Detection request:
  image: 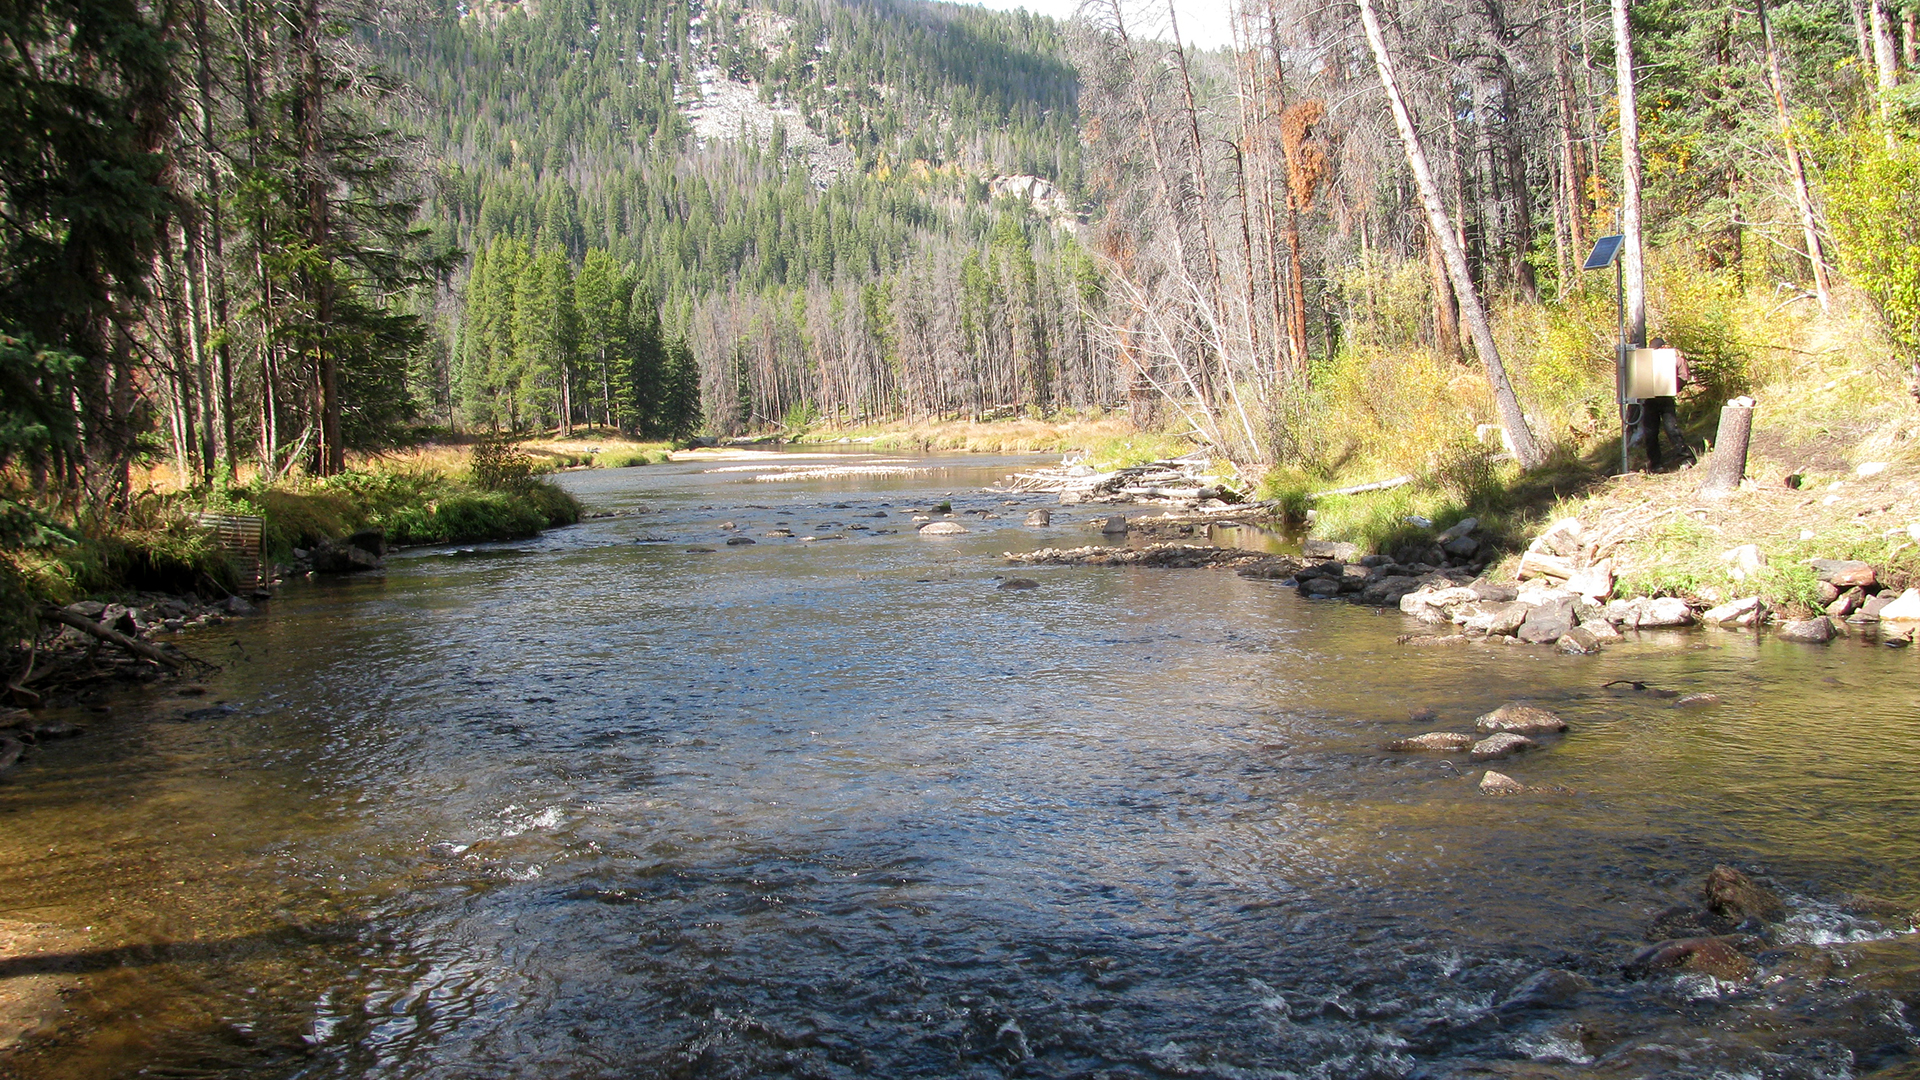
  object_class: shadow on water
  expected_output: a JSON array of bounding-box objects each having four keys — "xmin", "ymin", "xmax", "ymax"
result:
[{"xmin": 1, "ymin": 451, "xmax": 1918, "ymax": 1079}]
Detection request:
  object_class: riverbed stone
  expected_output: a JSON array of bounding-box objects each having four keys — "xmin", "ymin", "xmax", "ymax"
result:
[
  {"xmin": 1517, "ymin": 598, "xmax": 1577, "ymax": 643},
  {"xmin": 1646, "ymin": 904, "xmax": 1737, "ymax": 941},
  {"xmin": 1474, "ymin": 703, "xmax": 1568, "ymax": 735},
  {"xmin": 764, "ymin": 528, "xmax": 793, "ymax": 537},
  {"xmin": 1387, "ymin": 731, "xmax": 1476, "ymax": 752},
  {"xmin": 1099, "ymin": 515, "xmax": 1128, "ymax": 534},
  {"xmin": 1640, "ymin": 597, "xmax": 1694, "ymax": 627},
  {"xmin": 1704, "ymin": 864, "xmax": 1784, "ymax": 923},
  {"xmin": 1301, "ymin": 575, "xmax": 1344, "ymax": 597},
  {"xmin": 64, "ymin": 600, "xmax": 107, "ymax": 619},
  {"xmin": 1459, "ymin": 601, "xmax": 1530, "ymax": 635},
  {"xmin": 998, "ymin": 578, "xmax": 1039, "ymax": 591},
  {"xmin": 1400, "ymin": 585, "xmax": 1478, "ymax": 623},
  {"xmin": 1467, "ymin": 578, "xmax": 1519, "ymax": 603},
  {"xmin": 1496, "ymin": 968, "xmax": 1594, "ymax": 1013},
  {"xmin": 1826, "ymin": 586, "xmax": 1865, "ymax": 618},
  {"xmin": 1480, "ymin": 770, "xmax": 1526, "ymax": 795},
  {"xmin": 1702, "ymin": 596, "xmax": 1762, "ymax": 627},
  {"xmin": 1555, "ymin": 627, "xmax": 1602, "ymax": 654},
  {"xmin": 1876, "ymin": 589, "xmax": 1920, "ymax": 621},
  {"xmin": 725, "ymin": 536, "xmax": 757, "ymax": 545},
  {"xmin": 1776, "ymin": 617, "xmax": 1834, "ymax": 644},
  {"xmin": 1581, "ymin": 618, "xmax": 1623, "ymax": 642},
  {"xmin": 1470, "ymin": 732, "xmax": 1539, "ymax": 760},
  {"xmin": 1674, "ymin": 693, "xmax": 1722, "ymax": 708},
  {"xmin": 918, "ymin": 521, "xmax": 970, "ymax": 536},
  {"xmin": 1024, "ymin": 509, "xmax": 1051, "ymax": 526},
  {"xmin": 1442, "ymin": 534, "xmax": 1480, "ymax": 559},
  {"xmin": 1625, "ymin": 936, "xmax": 1758, "ymax": 981}
]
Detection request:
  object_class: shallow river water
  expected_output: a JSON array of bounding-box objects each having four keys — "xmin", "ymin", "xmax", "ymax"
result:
[{"xmin": 3, "ymin": 451, "xmax": 1920, "ymax": 1080}]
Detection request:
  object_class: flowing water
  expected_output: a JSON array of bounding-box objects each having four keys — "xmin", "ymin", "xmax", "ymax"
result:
[{"xmin": 3, "ymin": 450, "xmax": 1919, "ymax": 1080}]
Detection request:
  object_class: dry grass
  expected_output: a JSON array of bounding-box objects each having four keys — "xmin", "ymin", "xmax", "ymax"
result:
[{"xmin": 796, "ymin": 415, "xmax": 1141, "ymax": 455}]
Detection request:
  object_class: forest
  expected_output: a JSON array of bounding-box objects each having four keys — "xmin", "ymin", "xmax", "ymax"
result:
[{"xmin": 2, "ymin": 0, "xmax": 1918, "ymax": 503}]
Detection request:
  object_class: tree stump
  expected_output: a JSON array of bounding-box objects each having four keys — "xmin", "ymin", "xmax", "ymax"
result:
[{"xmin": 1698, "ymin": 399, "xmax": 1754, "ymax": 497}]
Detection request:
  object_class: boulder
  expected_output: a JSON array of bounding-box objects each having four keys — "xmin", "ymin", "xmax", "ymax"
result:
[
  {"xmin": 311, "ymin": 538, "xmax": 382, "ymax": 573},
  {"xmin": 1436, "ymin": 516, "xmax": 1480, "ymax": 543},
  {"xmin": 1441, "ymin": 534, "xmax": 1480, "ymax": 559},
  {"xmin": 1564, "ymin": 560, "xmax": 1615, "ymax": 600},
  {"xmin": 1723, "ymin": 543, "xmax": 1768, "ymax": 580},
  {"xmin": 1474, "ymin": 703, "xmax": 1569, "ymax": 735},
  {"xmin": 1099, "ymin": 515, "xmax": 1128, "ymax": 534},
  {"xmin": 1555, "ymin": 627, "xmax": 1602, "ymax": 654},
  {"xmin": 1302, "ymin": 539, "xmax": 1361, "ymax": 562},
  {"xmin": 1624, "ymin": 936, "xmax": 1757, "ymax": 981},
  {"xmin": 1640, "ymin": 597, "xmax": 1694, "ymax": 627},
  {"xmin": 1480, "ymin": 770, "xmax": 1526, "ymax": 796},
  {"xmin": 1645, "ymin": 905, "xmax": 1736, "ymax": 941},
  {"xmin": 1704, "ymin": 864, "xmax": 1783, "ymax": 923},
  {"xmin": 918, "ymin": 521, "xmax": 970, "ymax": 536},
  {"xmin": 1877, "ymin": 588, "xmax": 1920, "ymax": 622},
  {"xmin": 1467, "ymin": 578, "xmax": 1519, "ymax": 603},
  {"xmin": 1826, "ymin": 586, "xmax": 1865, "ymax": 618},
  {"xmin": 65, "ymin": 600, "xmax": 107, "ymax": 619},
  {"xmin": 1702, "ymin": 596, "xmax": 1763, "ymax": 627},
  {"xmin": 1536, "ymin": 517, "xmax": 1586, "ymax": 557},
  {"xmin": 1459, "ymin": 601, "xmax": 1530, "ymax": 636},
  {"xmin": 1024, "ymin": 509, "xmax": 1051, "ymax": 527},
  {"xmin": 1399, "ymin": 585, "xmax": 1478, "ymax": 623},
  {"xmin": 1581, "ymin": 618, "xmax": 1624, "ymax": 642},
  {"xmin": 1301, "ymin": 575, "xmax": 1344, "ymax": 597},
  {"xmin": 1470, "ymin": 732, "xmax": 1539, "ymax": 760},
  {"xmin": 1776, "ymin": 617, "xmax": 1833, "ymax": 644},
  {"xmin": 998, "ymin": 578, "xmax": 1039, "ymax": 591},
  {"xmin": 1517, "ymin": 598, "xmax": 1577, "ymax": 644},
  {"xmin": 222, "ymin": 595, "xmax": 257, "ymax": 616},
  {"xmin": 1817, "ymin": 580, "xmax": 1843, "ymax": 605},
  {"xmin": 725, "ymin": 536, "xmax": 757, "ymax": 545},
  {"xmin": 1496, "ymin": 969, "xmax": 1593, "ymax": 1013},
  {"xmin": 1387, "ymin": 731, "xmax": 1476, "ymax": 752},
  {"xmin": 1810, "ymin": 559, "xmax": 1877, "ymax": 589}
]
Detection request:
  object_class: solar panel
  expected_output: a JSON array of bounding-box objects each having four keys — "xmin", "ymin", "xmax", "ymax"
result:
[{"xmin": 1582, "ymin": 234, "xmax": 1625, "ymax": 271}]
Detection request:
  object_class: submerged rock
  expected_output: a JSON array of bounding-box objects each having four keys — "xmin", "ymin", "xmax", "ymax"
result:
[
  {"xmin": 998, "ymin": 578, "xmax": 1039, "ymax": 591},
  {"xmin": 1776, "ymin": 617, "xmax": 1833, "ymax": 644},
  {"xmin": 1470, "ymin": 732, "xmax": 1539, "ymax": 760},
  {"xmin": 1555, "ymin": 627, "xmax": 1602, "ymax": 654},
  {"xmin": 1624, "ymin": 936, "xmax": 1758, "ymax": 982},
  {"xmin": 1704, "ymin": 864, "xmax": 1784, "ymax": 923},
  {"xmin": 1474, "ymin": 703, "xmax": 1569, "ymax": 735},
  {"xmin": 1386, "ymin": 731, "xmax": 1475, "ymax": 752},
  {"xmin": 1496, "ymin": 968, "xmax": 1594, "ymax": 1012}
]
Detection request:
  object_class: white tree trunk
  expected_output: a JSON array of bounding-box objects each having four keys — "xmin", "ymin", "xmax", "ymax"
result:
[{"xmin": 1613, "ymin": 0, "xmax": 1646, "ymax": 347}]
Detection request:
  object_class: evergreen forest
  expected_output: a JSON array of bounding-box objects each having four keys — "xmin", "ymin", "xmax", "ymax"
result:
[{"xmin": 3, "ymin": 0, "xmax": 1919, "ymax": 494}]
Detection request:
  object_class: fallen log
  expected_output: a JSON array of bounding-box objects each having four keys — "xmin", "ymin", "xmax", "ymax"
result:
[
  {"xmin": 1308, "ymin": 474, "xmax": 1417, "ymax": 500},
  {"xmin": 40, "ymin": 607, "xmax": 198, "ymax": 671}
]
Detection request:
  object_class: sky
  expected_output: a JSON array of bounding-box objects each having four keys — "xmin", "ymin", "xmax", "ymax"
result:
[{"xmin": 964, "ymin": 0, "xmax": 1238, "ymax": 51}]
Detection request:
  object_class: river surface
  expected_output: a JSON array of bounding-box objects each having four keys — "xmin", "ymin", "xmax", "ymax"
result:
[{"xmin": 3, "ymin": 450, "xmax": 1919, "ymax": 1079}]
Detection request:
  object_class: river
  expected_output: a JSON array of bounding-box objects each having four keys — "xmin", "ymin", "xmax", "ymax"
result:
[{"xmin": 2, "ymin": 450, "xmax": 1917, "ymax": 1079}]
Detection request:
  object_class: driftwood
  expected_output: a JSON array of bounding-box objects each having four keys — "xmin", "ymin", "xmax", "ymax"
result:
[
  {"xmin": 1308, "ymin": 474, "xmax": 1417, "ymax": 500},
  {"xmin": 39, "ymin": 607, "xmax": 200, "ymax": 671}
]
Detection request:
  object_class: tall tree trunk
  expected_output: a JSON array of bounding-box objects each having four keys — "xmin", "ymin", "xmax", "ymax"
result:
[
  {"xmin": 1870, "ymin": 0, "xmax": 1899, "ymax": 115},
  {"xmin": 1428, "ymin": 223, "xmax": 1461, "ymax": 360},
  {"xmin": 294, "ymin": 0, "xmax": 342, "ymax": 476},
  {"xmin": 1757, "ymin": 0, "xmax": 1832, "ymax": 310},
  {"xmin": 193, "ymin": 0, "xmax": 237, "ymax": 477},
  {"xmin": 1553, "ymin": 0, "xmax": 1587, "ymax": 287},
  {"xmin": 1613, "ymin": 0, "xmax": 1647, "ymax": 347},
  {"xmin": 1357, "ymin": 0, "xmax": 1545, "ymax": 469},
  {"xmin": 1849, "ymin": 0, "xmax": 1876, "ymax": 80}
]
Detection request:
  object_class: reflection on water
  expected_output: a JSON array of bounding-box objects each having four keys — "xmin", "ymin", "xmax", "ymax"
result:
[{"xmin": 1, "ymin": 451, "xmax": 1917, "ymax": 1079}]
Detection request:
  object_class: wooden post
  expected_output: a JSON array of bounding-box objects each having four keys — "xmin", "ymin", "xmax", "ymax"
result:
[{"xmin": 1699, "ymin": 399, "xmax": 1755, "ymax": 497}]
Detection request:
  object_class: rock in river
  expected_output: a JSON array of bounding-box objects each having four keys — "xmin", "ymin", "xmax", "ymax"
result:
[
  {"xmin": 1480, "ymin": 770, "xmax": 1527, "ymax": 796},
  {"xmin": 1624, "ymin": 936, "xmax": 1758, "ymax": 982},
  {"xmin": 1474, "ymin": 703, "xmax": 1568, "ymax": 735},
  {"xmin": 1776, "ymin": 617, "xmax": 1833, "ymax": 644},
  {"xmin": 998, "ymin": 578, "xmax": 1039, "ymax": 591},
  {"xmin": 1024, "ymin": 509, "xmax": 1051, "ymax": 527},
  {"xmin": 1386, "ymin": 732, "xmax": 1475, "ymax": 752},
  {"xmin": 1703, "ymin": 864, "xmax": 1783, "ymax": 923},
  {"xmin": 1470, "ymin": 732, "xmax": 1539, "ymax": 760},
  {"xmin": 918, "ymin": 521, "xmax": 970, "ymax": 536}
]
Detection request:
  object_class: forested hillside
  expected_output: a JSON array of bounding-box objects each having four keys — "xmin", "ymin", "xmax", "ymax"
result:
[{"xmin": 381, "ymin": 0, "xmax": 1113, "ymax": 436}]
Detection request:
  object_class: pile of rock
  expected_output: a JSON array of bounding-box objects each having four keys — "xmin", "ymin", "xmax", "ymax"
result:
[
  {"xmin": 996, "ymin": 453, "xmax": 1247, "ymax": 509},
  {"xmin": 1623, "ymin": 866, "xmax": 1788, "ymax": 983},
  {"xmin": 288, "ymin": 529, "xmax": 386, "ymax": 576},
  {"xmin": 1265, "ymin": 517, "xmax": 1494, "ymax": 606},
  {"xmin": 1386, "ymin": 702, "xmax": 1571, "ymax": 796},
  {"xmin": 1008, "ymin": 542, "xmax": 1294, "ymax": 571},
  {"xmin": 1395, "ymin": 576, "xmax": 1692, "ymax": 652},
  {"xmin": 1701, "ymin": 556, "xmax": 1920, "ymax": 642},
  {"xmin": 56, "ymin": 593, "xmax": 259, "ymax": 639}
]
